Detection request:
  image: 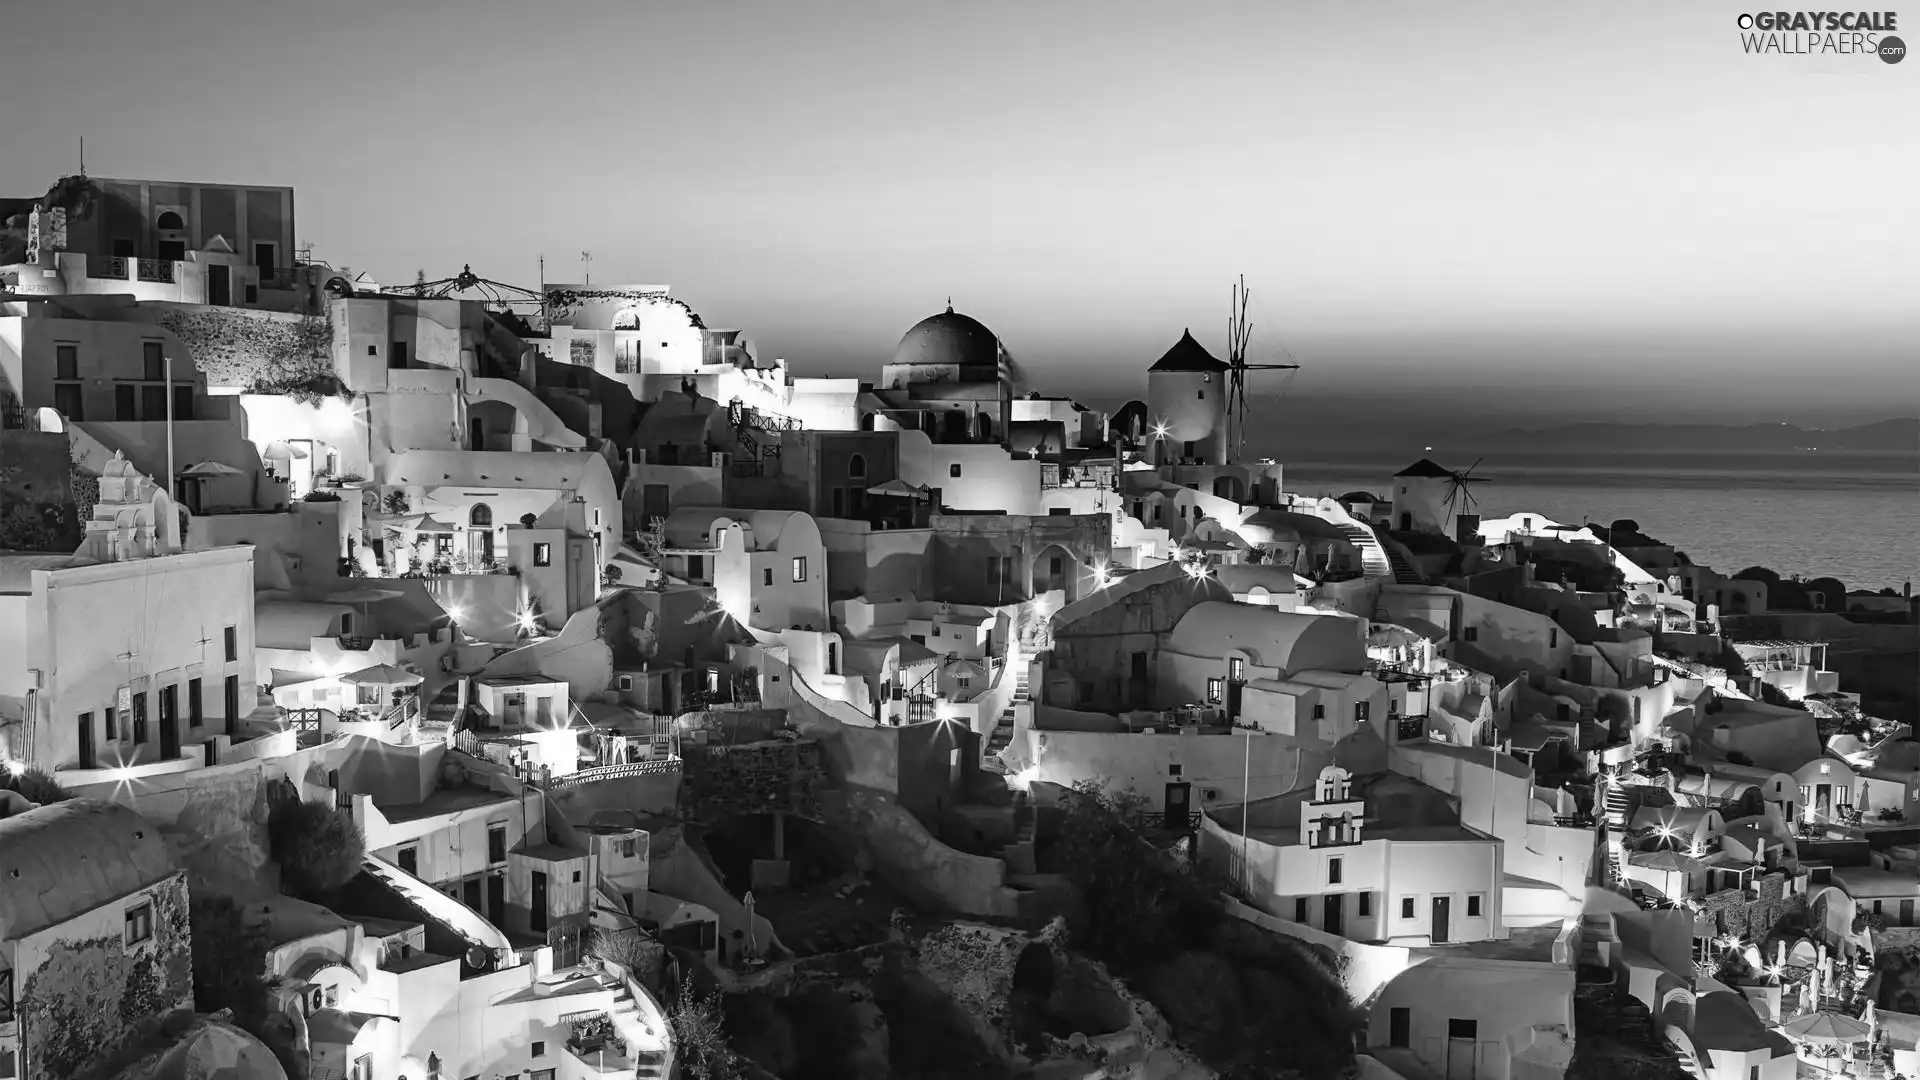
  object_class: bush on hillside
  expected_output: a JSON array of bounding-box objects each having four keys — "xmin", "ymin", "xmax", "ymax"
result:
[
  {"xmin": 0, "ymin": 766, "xmax": 73, "ymax": 806},
  {"xmin": 267, "ymin": 796, "xmax": 365, "ymax": 897},
  {"xmin": 1053, "ymin": 779, "xmax": 1215, "ymax": 971}
]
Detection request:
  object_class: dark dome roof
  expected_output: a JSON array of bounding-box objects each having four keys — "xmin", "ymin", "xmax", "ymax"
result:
[
  {"xmin": 1149, "ymin": 330, "xmax": 1229, "ymax": 373},
  {"xmin": 1395, "ymin": 458, "xmax": 1456, "ymax": 479},
  {"xmin": 892, "ymin": 306, "xmax": 1002, "ymax": 370}
]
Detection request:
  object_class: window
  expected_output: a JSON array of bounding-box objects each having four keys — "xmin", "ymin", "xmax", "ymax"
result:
[
  {"xmin": 125, "ymin": 902, "xmax": 154, "ymax": 945},
  {"xmin": 1294, "ymin": 897, "xmax": 1309, "ymax": 922},
  {"xmin": 1462, "ymin": 626, "xmax": 1478, "ymax": 642},
  {"xmin": 533, "ymin": 542, "xmax": 552, "ymax": 567},
  {"xmin": 105, "ymin": 706, "xmax": 118, "ymax": 740},
  {"xmin": 848, "ymin": 454, "xmax": 866, "ymax": 479},
  {"xmin": 1312, "ymin": 704, "xmax": 1326, "ymax": 720},
  {"xmin": 1328, "ymin": 857, "xmax": 1343, "ymax": 885},
  {"xmin": 367, "ymin": 344, "xmax": 379, "ymax": 356},
  {"xmin": 1400, "ymin": 897, "xmax": 1416, "ymax": 919},
  {"xmin": 1467, "ymin": 894, "xmax": 1483, "ymax": 917},
  {"xmin": 1196, "ymin": 390, "xmax": 1205, "ymax": 399},
  {"xmin": 531, "ymin": 1041, "xmax": 546, "ymax": 1058},
  {"xmin": 1358, "ymin": 892, "xmax": 1372, "ymax": 917},
  {"xmin": 133, "ymin": 691, "xmax": 148, "ymax": 744},
  {"xmin": 488, "ymin": 823, "xmax": 507, "ymax": 863},
  {"xmin": 174, "ymin": 384, "xmax": 194, "ymax": 421},
  {"xmin": 398, "ymin": 846, "xmax": 418, "ymax": 875},
  {"xmin": 1228, "ymin": 657, "xmax": 1245, "ymax": 682},
  {"xmin": 1389, "ymin": 1007, "xmax": 1410, "ymax": 1048},
  {"xmin": 116, "ymin": 383, "xmax": 137, "ymax": 421},
  {"xmin": 1747, "ymin": 1068, "xmax": 1759, "ymax": 1080},
  {"xmin": 763, "ymin": 567, "xmax": 773, "ymax": 587},
  {"xmin": 949, "ymin": 463, "xmax": 962, "ymax": 478},
  {"xmin": 1549, "ymin": 628, "xmax": 1558, "ymax": 648},
  {"xmin": 143, "ymin": 341, "xmax": 165, "ymax": 381},
  {"xmin": 1354, "ymin": 701, "xmax": 1370, "ymax": 723},
  {"xmin": 187, "ymin": 678, "xmax": 203, "ymax": 727},
  {"xmin": 56, "ymin": 343, "xmax": 79, "ymax": 380},
  {"xmin": 532, "ymin": 1072, "xmax": 555, "ymax": 1080},
  {"xmin": 224, "ymin": 626, "xmax": 237, "ymax": 662},
  {"xmin": 143, "ymin": 383, "xmax": 168, "ymax": 419},
  {"xmin": 1207, "ymin": 677, "xmax": 1223, "ymax": 703},
  {"xmin": 391, "ymin": 341, "xmax": 409, "ymax": 369},
  {"xmin": 351, "ymin": 1055, "xmax": 373, "ymax": 1080},
  {"xmin": 1168, "ymin": 764, "xmax": 1182, "ymax": 778},
  {"xmin": 617, "ymin": 675, "xmax": 634, "ymax": 691},
  {"xmin": 791, "ymin": 556, "xmax": 808, "ymax": 582},
  {"xmin": 1448, "ymin": 1019, "xmax": 1477, "ymax": 1040}
]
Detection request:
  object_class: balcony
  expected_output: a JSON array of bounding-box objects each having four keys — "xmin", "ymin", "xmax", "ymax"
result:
[
  {"xmin": 136, "ymin": 258, "xmax": 175, "ymax": 283},
  {"xmin": 88, "ymin": 255, "xmax": 129, "ymax": 279}
]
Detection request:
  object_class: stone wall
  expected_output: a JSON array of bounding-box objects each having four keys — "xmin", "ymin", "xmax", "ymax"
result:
[
  {"xmin": 682, "ymin": 738, "xmax": 828, "ymax": 822},
  {"xmin": 1699, "ymin": 872, "xmax": 1800, "ymax": 943},
  {"xmin": 148, "ymin": 305, "xmax": 335, "ymax": 395},
  {"xmin": 17, "ymin": 872, "xmax": 194, "ymax": 1080},
  {"xmin": 0, "ymin": 430, "xmax": 83, "ymax": 551}
]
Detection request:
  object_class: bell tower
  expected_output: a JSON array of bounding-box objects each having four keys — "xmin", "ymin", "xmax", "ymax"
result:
[{"xmin": 1300, "ymin": 765, "xmax": 1365, "ymax": 848}]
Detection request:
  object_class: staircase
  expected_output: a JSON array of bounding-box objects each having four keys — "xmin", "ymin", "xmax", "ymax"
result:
[
  {"xmin": 605, "ymin": 980, "xmax": 669, "ymax": 1078},
  {"xmin": 981, "ymin": 662, "xmax": 1033, "ymax": 773},
  {"xmin": 1331, "ymin": 521, "xmax": 1395, "ymax": 580},
  {"xmin": 1379, "ymin": 536, "xmax": 1425, "ymax": 585}
]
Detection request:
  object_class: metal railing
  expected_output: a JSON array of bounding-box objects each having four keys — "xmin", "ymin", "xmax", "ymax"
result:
[
  {"xmin": 136, "ymin": 258, "xmax": 174, "ymax": 283},
  {"xmin": 547, "ymin": 758, "xmax": 682, "ymax": 790},
  {"xmin": 89, "ymin": 255, "xmax": 129, "ymax": 279}
]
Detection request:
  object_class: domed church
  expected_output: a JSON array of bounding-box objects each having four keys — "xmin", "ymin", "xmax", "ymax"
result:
[{"xmin": 872, "ymin": 303, "xmax": 1019, "ymax": 444}]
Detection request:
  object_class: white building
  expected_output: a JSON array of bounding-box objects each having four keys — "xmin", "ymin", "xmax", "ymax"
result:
[
  {"xmin": 0, "ymin": 454, "xmax": 263, "ymax": 784},
  {"xmin": 658, "ymin": 507, "xmax": 829, "ymax": 632},
  {"xmin": 1203, "ymin": 766, "xmax": 1507, "ymax": 947}
]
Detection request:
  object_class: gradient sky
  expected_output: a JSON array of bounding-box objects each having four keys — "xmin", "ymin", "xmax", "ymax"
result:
[{"xmin": 2, "ymin": 0, "xmax": 1915, "ymax": 426}]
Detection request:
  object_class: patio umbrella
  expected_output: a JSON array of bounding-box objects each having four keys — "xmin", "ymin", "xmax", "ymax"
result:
[
  {"xmin": 180, "ymin": 460, "xmax": 246, "ymax": 477},
  {"xmin": 389, "ymin": 514, "xmax": 457, "ymax": 533},
  {"xmin": 338, "ymin": 663, "xmax": 424, "ymax": 688},
  {"xmin": 1781, "ymin": 1010, "xmax": 1871, "ymax": 1044},
  {"xmin": 261, "ymin": 441, "xmax": 309, "ymax": 460}
]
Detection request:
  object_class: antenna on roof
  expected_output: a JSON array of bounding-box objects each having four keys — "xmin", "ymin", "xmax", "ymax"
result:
[{"xmin": 79, "ymin": 136, "xmax": 86, "ymax": 177}]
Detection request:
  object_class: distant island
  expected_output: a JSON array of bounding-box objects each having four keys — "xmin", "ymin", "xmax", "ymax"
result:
[{"xmin": 1481, "ymin": 417, "xmax": 1918, "ymax": 454}]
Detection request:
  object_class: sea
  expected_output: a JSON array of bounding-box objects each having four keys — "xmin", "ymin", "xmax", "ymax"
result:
[{"xmin": 1272, "ymin": 452, "xmax": 1920, "ymax": 592}]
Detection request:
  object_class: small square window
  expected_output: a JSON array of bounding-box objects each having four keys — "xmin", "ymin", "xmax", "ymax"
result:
[
  {"xmin": 367, "ymin": 344, "xmax": 379, "ymax": 356},
  {"xmin": 791, "ymin": 556, "xmax": 807, "ymax": 582},
  {"xmin": 1168, "ymin": 764, "xmax": 1182, "ymax": 778},
  {"xmin": 1328, "ymin": 857, "xmax": 1343, "ymax": 885},
  {"xmin": 763, "ymin": 567, "xmax": 773, "ymax": 587},
  {"xmin": 1294, "ymin": 897, "xmax": 1309, "ymax": 922},
  {"xmin": 573, "ymin": 870, "xmax": 582, "ymax": 882},
  {"xmin": 949, "ymin": 464, "xmax": 962, "ymax": 478},
  {"xmin": 125, "ymin": 902, "xmax": 154, "ymax": 945},
  {"xmin": 1400, "ymin": 897, "xmax": 1415, "ymax": 919},
  {"xmin": 1358, "ymin": 892, "xmax": 1372, "ymax": 917},
  {"xmin": 1229, "ymin": 657, "xmax": 1245, "ymax": 681},
  {"xmin": 1206, "ymin": 678, "xmax": 1223, "ymax": 703},
  {"xmin": 533, "ymin": 542, "xmax": 552, "ymax": 567},
  {"xmin": 1312, "ymin": 704, "xmax": 1326, "ymax": 720},
  {"xmin": 1462, "ymin": 626, "xmax": 1479, "ymax": 642},
  {"xmin": 1467, "ymin": 894, "xmax": 1483, "ymax": 917},
  {"xmin": 617, "ymin": 675, "xmax": 634, "ymax": 691},
  {"xmin": 531, "ymin": 1041, "xmax": 546, "ymax": 1058}
]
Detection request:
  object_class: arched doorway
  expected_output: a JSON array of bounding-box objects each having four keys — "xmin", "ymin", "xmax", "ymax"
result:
[
  {"xmin": 468, "ymin": 503, "xmax": 494, "ymax": 565},
  {"xmin": 1212, "ymin": 475, "xmax": 1244, "ymax": 502},
  {"xmin": 974, "ymin": 411, "xmax": 994, "ymax": 443},
  {"xmin": 1031, "ymin": 544, "xmax": 1073, "ymax": 598}
]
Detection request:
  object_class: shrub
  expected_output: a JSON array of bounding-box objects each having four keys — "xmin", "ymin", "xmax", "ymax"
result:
[
  {"xmin": 268, "ymin": 796, "xmax": 366, "ymax": 897},
  {"xmin": 670, "ymin": 979, "xmax": 743, "ymax": 1080},
  {"xmin": 0, "ymin": 766, "xmax": 73, "ymax": 805},
  {"xmin": 1053, "ymin": 778, "xmax": 1214, "ymax": 971}
]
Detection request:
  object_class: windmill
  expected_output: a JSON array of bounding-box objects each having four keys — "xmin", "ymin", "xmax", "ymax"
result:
[
  {"xmin": 1224, "ymin": 276, "xmax": 1301, "ymax": 460},
  {"xmin": 1443, "ymin": 458, "xmax": 1491, "ymax": 541}
]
